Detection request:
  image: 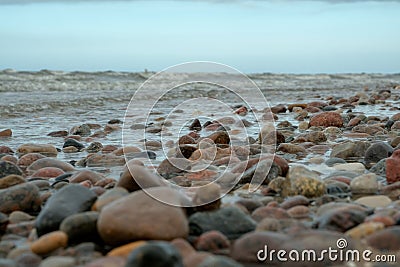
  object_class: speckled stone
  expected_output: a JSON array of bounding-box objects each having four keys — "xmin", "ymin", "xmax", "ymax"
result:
[
  {"xmin": 0, "ymin": 161, "xmax": 23, "ymax": 179},
  {"xmin": 345, "ymin": 222, "xmax": 385, "ymax": 239},
  {"xmin": 0, "ymin": 183, "xmax": 41, "ymax": 214}
]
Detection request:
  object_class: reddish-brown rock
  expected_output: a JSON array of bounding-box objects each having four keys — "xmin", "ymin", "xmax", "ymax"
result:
[
  {"xmin": 347, "ymin": 117, "xmax": 361, "ymax": 127},
  {"xmin": 69, "ymin": 170, "xmax": 105, "ymax": 184},
  {"xmin": 386, "ymin": 150, "xmax": 400, "ymax": 184},
  {"xmin": 309, "ymin": 112, "xmax": 343, "ymax": 127},
  {"xmin": 0, "ymin": 129, "xmax": 12, "ymax": 137},
  {"xmin": 0, "ymin": 146, "xmax": 14, "ymax": 154},
  {"xmin": 17, "ymin": 153, "xmax": 46, "ymax": 168},
  {"xmin": 97, "ymin": 187, "xmax": 189, "ymax": 245},
  {"xmin": 30, "ymin": 167, "xmax": 65, "ymax": 179},
  {"xmin": 195, "ymin": 230, "xmax": 230, "ymax": 253}
]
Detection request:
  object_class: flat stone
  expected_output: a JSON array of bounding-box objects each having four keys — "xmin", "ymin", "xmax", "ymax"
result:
[
  {"xmin": 16, "ymin": 144, "xmax": 58, "ymax": 156},
  {"xmin": 27, "ymin": 158, "xmax": 74, "ymax": 174},
  {"xmin": 333, "ymin": 163, "xmax": 365, "ymax": 173},
  {"xmin": 355, "ymin": 195, "xmax": 392, "ymax": 208}
]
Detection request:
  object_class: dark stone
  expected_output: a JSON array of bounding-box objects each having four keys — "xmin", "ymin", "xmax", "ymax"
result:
[
  {"xmin": 385, "ymin": 120, "xmax": 395, "ymax": 130},
  {"xmin": 86, "ymin": 142, "xmax": 103, "ymax": 153},
  {"xmin": 35, "ymin": 184, "xmax": 97, "ymax": 236},
  {"xmin": 364, "ymin": 142, "xmax": 393, "ymax": 168},
  {"xmin": 0, "ymin": 161, "xmax": 23, "ymax": 179},
  {"xmin": 55, "ymin": 173, "xmax": 74, "ymax": 181},
  {"xmin": 316, "ymin": 209, "xmax": 367, "ymax": 232},
  {"xmin": 205, "ymin": 131, "xmax": 230, "ymax": 146},
  {"xmin": 63, "ymin": 138, "xmax": 85, "ymax": 150},
  {"xmin": 108, "ymin": 119, "xmax": 123, "ymax": 124},
  {"xmin": 47, "ymin": 130, "xmax": 68, "ymax": 137},
  {"xmin": 189, "ymin": 206, "xmax": 256, "ymax": 240},
  {"xmin": 60, "ymin": 211, "xmax": 100, "ymax": 245},
  {"xmin": 0, "ymin": 183, "xmax": 41, "ymax": 214},
  {"xmin": 157, "ymin": 158, "xmax": 190, "ymax": 179},
  {"xmin": 0, "ymin": 212, "xmax": 8, "ymax": 235},
  {"xmin": 326, "ymin": 183, "xmax": 348, "ymax": 195},
  {"xmin": 70, "ymin": 124, "xmax": 91, "ymax": 136},
  {"xmin": 271, "ymin": 104, "xmax": 287, "ymax": 114},
  {"xmin": 189, "ymin": 119, "xmax": 202, "ymax": 131},
  {"xmin": 322, "ymin": 106, "xmax": 337, "ymax": 111},
  {"xmin": 177, "ymin": 145, "xmax": 197, "ymax": 159},
  {"xmin": 126, "ymin": 241, "xmax": 183, "ymax": 267}
]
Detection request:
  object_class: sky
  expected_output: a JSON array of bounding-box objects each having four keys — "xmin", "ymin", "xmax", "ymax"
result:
[{"xmin": 0, "ymin": 0, "xmax": 399, "ymax": 73}]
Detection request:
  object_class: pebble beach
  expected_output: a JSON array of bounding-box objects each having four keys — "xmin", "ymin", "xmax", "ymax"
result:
[{"xmin": 1, "ymin": 70, "xmax": 400, "ymax": 267}]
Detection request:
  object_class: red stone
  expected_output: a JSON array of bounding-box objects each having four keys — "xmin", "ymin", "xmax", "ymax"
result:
[
  {"xmin": 30, "ymin": 167, "xmax": 65, "ymax": 179},
  {"xmin": 309, "ymin": 112, "xmax": 344, "ymax": 127},
  {"xmin": 17, "ymin": 153, "xmax": 46, "ymax": 168},
  {"xmin": 305, "ymin": 106, "xmax": 321, "ymax": 113},
  {"xmin": 347, "ymin": 117, "xmax": 361, "ymax": 127},
  {"xmin": 386, "ymin": 150, "xmax": 400, "ymax": 184},
  {"xmin": 194, "ymin": 230, "xmax": 230, "ymax": 253},
  {"xmin": 234, "ymin": 106, "xmax": 248, "ymax": 116},
  {"xmin": 307, "ymin": 101, "xmax": 328, "ymax": 108}
]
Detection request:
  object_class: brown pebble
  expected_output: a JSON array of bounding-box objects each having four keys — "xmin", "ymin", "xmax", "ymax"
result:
[
  {"xmin": 287, "ymin": 205, "xmax": 310, "ymax": 218},
  {"xmin": 30, "ymin": 231, "xmax": 68, "ymax": 255}
]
